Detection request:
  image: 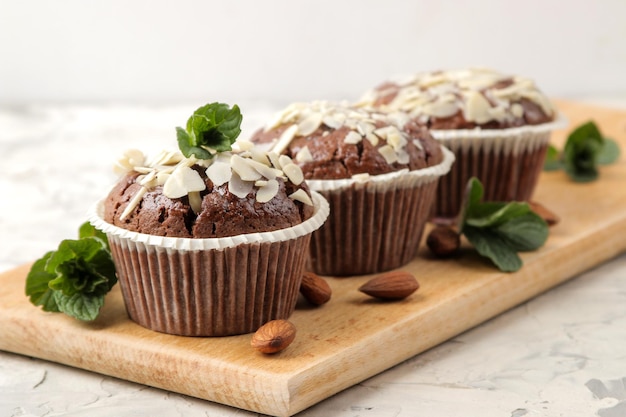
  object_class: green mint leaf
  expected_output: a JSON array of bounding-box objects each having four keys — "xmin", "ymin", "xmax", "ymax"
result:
[
  {"xmin": 597, "ymin": 137, "xmax": 621, "ymax": 165},
  {"xmin": 78, "ymin": 221, "xmax": 109, "ymax": 251},
  {"xmin": 53, "ymin": 291, "xmax": 105, "ymax": 321},
  {"xmin": 563, "ymin": 121, "xmax": 603, "ymax": 182},
  {"xmin": 465, "ymin": 202, "xmax": 531, "ymax": 229},
  {"xmin": 25, "ymin": 251, "xmax": 60, "ymax": 312},
  {"xmin": 463, "ymin": 226, "xmax": 523, "ymax": 272},
  {"xmin": 543, "ymin": 144, "xmax": 563, "ymax": 171},
  {"xmin": 493, "ymin": 212, "xmax": 549, "ymax": 251},
  {"xmin": 176, "ymin": 103, "xmax": 242, "ymax": 159},
  {"xmin": 47, "ymin": 238, "xmax": 116, "ymax": 298},
  {"xmin": 457, "ymin": 177, "xmax": 550, "ymax": 272}
]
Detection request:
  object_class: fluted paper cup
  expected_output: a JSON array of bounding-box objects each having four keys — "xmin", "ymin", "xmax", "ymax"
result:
[
  {"xmin": 305, "ymin": 145, "xmax": 455, "ymax": 276},
  {"xmin": 430, "ymin": 116, "xmax": 568, "ymax": 220},
  {"xmin": 88, "ymin": 191, "xmax": 329, "ymax": 336}
]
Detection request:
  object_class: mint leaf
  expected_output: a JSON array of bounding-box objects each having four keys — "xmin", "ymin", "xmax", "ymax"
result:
[
  {"xmin": 25, "ymin": 252, "xmax": 59, "ymax": 312},
  {"xmin": 79, "ymin": 221, "xmax": 109, "ymax": 251},
  {"xmin": 543, "ymin": 144, "xmax": 563, "ymax": 171},
  {"xmin": 25, "ymin": 225, "xmax": 117, "ymax": 321},
  {"xmin": 463, "ymin": 226, "xmax": 523, "ymax": 272},
  {"xmin": 458, "ymin": 177, "xmax": 549, "ymax": 272},
  {"xmin": 597, "ymin": 137, "xmax": 620, "ymax": 165},
  {"xmin": 563, "ymin": 121, "xmax": 604, "ymax": 182},
  {"xmin": 54, "ymin": 291, "xmax": 105, "ymax": 322},
  {"xmin": 176, "ymin": 103, "xmax": 242, "ymax": 159}
]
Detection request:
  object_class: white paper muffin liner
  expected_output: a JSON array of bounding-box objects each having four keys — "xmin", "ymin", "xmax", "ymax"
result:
[
  {"xmin": 88, "ymin": 191, "xmax": 329, "ymax": 336},
  {"xmin": 429, "ymin": 116, "xmax": 568, "ymax": 219},
  {"xmin": 306, "ymin": 145, "xmax": 455, "ymax": 276}
]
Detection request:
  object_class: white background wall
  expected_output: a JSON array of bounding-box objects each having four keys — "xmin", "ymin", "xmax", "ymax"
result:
[{"xmin": 1, "ymin": 0, "xmax": 625, "ymax": 106}]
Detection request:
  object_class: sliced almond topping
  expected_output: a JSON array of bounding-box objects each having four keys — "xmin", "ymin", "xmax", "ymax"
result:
[
  {"xmin": 322, "ymin": 113, "xmax": 345, "ymax": 129},
  {"xmin": 231, "ymin": 154, "xmax": 263, "ymax": 182},
  {"xmin": 412, "ymin": 138, "xmax": 424, "ymax": 151},
  {"xmin": 297, "ymin": 112, "xmax": 323, "ymax": 136},
  {"xmin": 289, "ymin": 189, "xmax": 313, "ymax": 206},
  {"xmin": 232, "ymin": 140, "xmax": 254, "ymax": 152},
  {"xmin": 396, "ymin": 149, "xmax": 410, "ymax": 165},
  {"xmin": 246, "ymin": 158, "xmax": 280, "ymax": 180},
  {"xmin": 156, "ymin": 171, "xmax": 170, "ymax": 186},
  {"xmin": 278, "ymin": 154, "xmax": 294, "ymax": 168},
  {"xmin": 267, "ymin": 151, "xmax": 282, "ymax": 170},
  {"xmin": 365, "ymin": 132, "xmax": 379, "ymax": 146},
  {"xmin": 188, "ymin": 191, "xmax": 202, "ymax": 214},
  {"xmin": 282, "ymin": 163, "xmax": 304, "ymax": 185},
  {"xmin": 120, "ymin": 186, "xmax": 147, "ymax": 221},
  {"xmin": 344, "ymin": 131, "xmax": 363, "ymax": 145},
  {"xmin": 206, "ymin": 160, "xmax": 232, "ymax": 186},
  {"xmin": 356, "ymin": 121, "xmax": 376, "ymax": 136},
  {"xmin": 425, "ymin": 101, "xmax": 459, "ymax": 118},
  {"xmin": 378, "ymin": 144, "xmax": 398, "ymax": 164},
  {"xmin": 510, "ymin": 103, "xmax": 524, "ymax": 118},
  {"xmin": 463, "ymin": 91, "xmax": 492, "ymax": 124},
  {"xmin": 295, "ymin": 145, "xmax": 314, "ymax": 163},
  {"xmin": 271, "ymin": 124, "xmax": 298, "ymax": 155},
  {"xmin": 256, "ymin": 179, "xmax": 279, "ymax": 203},
  {"xmin": 163, "ymin": 166, "xmax": 206, "ymax": 199},
  {"xmin": 228, "ymin": 171, "xmax": 254, "ymax": 199}
]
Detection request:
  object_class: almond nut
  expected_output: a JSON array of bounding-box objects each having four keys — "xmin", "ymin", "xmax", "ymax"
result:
[
  {"xmin": 358, "ymin": 271, "xmax": 419, "ymax": 300},
  {"xmin": 427, "ymin": 225, "xmax": 461, "ymax": 257},
  {"xmin": 528, "ymin": 201, "xmax": 560, "ymax": 226},
  {"xmin": 300, "ymin": 271, "xmax": 332, "ymax": 306},
  {"xmin": 251, "ymin": 319, "xmax": 296, "ymax": 354}
]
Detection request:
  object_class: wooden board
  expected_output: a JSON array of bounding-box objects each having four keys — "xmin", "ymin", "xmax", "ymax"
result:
[{"xmin": 1, "ymin": 101, "xmax": 626, "ymax": 417}]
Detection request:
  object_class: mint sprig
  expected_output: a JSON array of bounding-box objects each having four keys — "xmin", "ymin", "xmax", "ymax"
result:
[
  {"xmin": 458, "ymin": 178, "xmax": 549, "ymax": 272},
  {"xmin": 176, "ymin": 102, "xmax": 243, "ymax": 159},
  {"xmin": 25, "ymin": 222, "xmax": 117, "ymax": 321},
  {"xmin": 543, "ymin": 120, "xmax": 620, "ymax": 182}
]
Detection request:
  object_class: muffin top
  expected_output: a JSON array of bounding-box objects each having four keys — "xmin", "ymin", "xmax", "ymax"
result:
[
  {"xmin": 358, "ymin": 68, "xmax": 555, "ymax": 129},
  {"xmin": 103, "ymin": 144, "xmax": 315, "ymax": 238},
  {"xmin": 249, "ymin": 101, "xmax": 444, "ymax": 180}
]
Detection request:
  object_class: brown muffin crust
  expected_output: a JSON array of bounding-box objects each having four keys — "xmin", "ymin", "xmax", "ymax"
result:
[
  {"xmin": 250, "ymin": 102, "xmax": 444, "ymax": 180},
  {"xmin": 359, "ymin": 68, "xmax": 555, "ymax": 130},
  {"xmin": 104, "ymin": 152, "xmax": 314, "ymax": 238}
]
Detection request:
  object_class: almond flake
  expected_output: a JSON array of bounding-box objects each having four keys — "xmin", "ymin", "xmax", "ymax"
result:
[
  {"xmin": 256, "ymin": 179, "xmax": 279, "ymax": 203},
  {"xmin": 206, "ymin": 160, "xmax": 232, "ymax": 186},
  {"xmin": 282, "ymin": 163, "xmax": 304, "ymax": 185},
  {"xmin": 426, "ymin": 101, "xmax": 459, "ymax": 118},
  {"xmin": 267, "ymin": 151, "xmax": 282, "ymax": 169},
  {"xmin": 232, "ymin": 140, "xmax": 254, "ymax": 152},
  {"xmin": 120, "ymin": 186, "xmax": 147, "ymax": 220},
  {"xmin": 188, "ymin": 191, "xmax": 202, "ymax": 214},
  {"xmin": 365, "ymin": 133, "xmax": 379, "ymax": 146},
  {"xmin": 289, "ymin": 189, "xmax": 313, "ymax": 206},
  {"xmin": 271, "ymin": 124, "xmax": 298, "ymax": 155},
  {"xmin": 231, "ymin": 154, "xmax": 263, "ymax": 181},
  {"xmin": 356, "ymin": 121, "xmax": 376, "ymax": 136},
  {"xmin": 278, "ymin": 154, "xmax": 294, "ymax": 168},
  {"xmin": 510, "ymin": 103, "xmax": 524, "ymax": 118},
  {"xmin": 344, "ymin": 131, "xmax": 363, "ymax": 145},
  {"xmin": 297, "ymin": 112, "xmax": 323, "ymax": 136},
  {"xmin": 156, "ymin": 171, "xmax": 170, "ymax": 186},
  {"xmin": 323, "ymin": 114, "xmax": 345, "ymax": 129},
  {"xmin": 295, "ymin": 145, "xmax": 314, "ymax": 163},
  {"xmin": 396, "ymin": 149, "xmax": 410, "ymax": 165},
  {"xmin": 378, "ymin": 144, "xmax": 398, "ymax": 164},
  {"xmin": 163, "ymin": 166, "xmax": 206, "ymax": 199},
  {"xmin": 247, "ymin": 158, "xmax": 280, "ymax": 180},
  {"xmin": 228, "ymin": 171, "xmax": 254, "ymax": 199},
  {"xmin": 463, "ymin": 91, "xmax": 492, "ymax": 124}
]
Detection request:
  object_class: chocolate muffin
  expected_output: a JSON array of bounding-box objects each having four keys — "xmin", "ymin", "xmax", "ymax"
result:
[
  {"xmin": 250, "ymin": 101, "xmax": 455, "ymax": 276},
  {"xmin": 90, "ymin": 145, "xmax": 329, "ymax": 336},
  {"xmin": 359, "ymin": 68, "xmax": 566, "ymax": 219}
]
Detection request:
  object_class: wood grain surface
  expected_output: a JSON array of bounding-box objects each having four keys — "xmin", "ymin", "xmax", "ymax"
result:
[{"xmin": 1, "ymin": 100, "xmax": 625, "ymax": 417}]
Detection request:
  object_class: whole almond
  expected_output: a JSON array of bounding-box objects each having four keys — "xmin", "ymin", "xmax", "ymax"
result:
[
  {"xmin": 427, "ymin": 225, "xmax": 461, "ymax": 257},
  {"xmin": 300, "ymin": 271, "xmax": 332, "ymax": 305},
  {"xmin": 358, "ymin": 271, "xmax": 420, "ymax": 300},
  {"xmin": 251, "ymin": 319, "xmax": 296, "ymax": 354},
  {"xmin": 528, "ymin": 201, "xmax": 560, "ymax": 226}
]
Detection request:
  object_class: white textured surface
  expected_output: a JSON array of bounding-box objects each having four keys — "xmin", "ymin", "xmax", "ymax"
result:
[{"xmin": 1, "ymin": 102, "xmax": 626, "ymax": 417}]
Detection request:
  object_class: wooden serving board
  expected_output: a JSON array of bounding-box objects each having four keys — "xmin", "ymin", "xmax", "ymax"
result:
[{"xmin": 1, "ymin": 101, "xmax": 625, "ymax": 417}]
